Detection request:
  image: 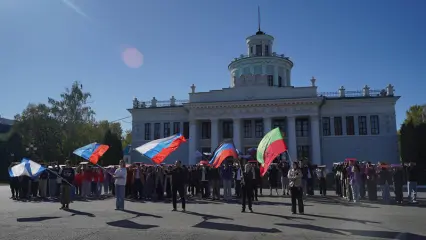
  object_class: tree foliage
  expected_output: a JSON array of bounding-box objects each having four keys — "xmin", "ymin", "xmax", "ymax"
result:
[
  {"xmin": 400, "ymin": 104, "xmax": 426, "ymax": 184},
  {"xmin": 122, "ymin": 130, "xmax": 132, "ymax": 148},
  {"xmin": 100, "ymin": 129, "xmax": 123, "ymax": 166},
  {"xmin": 4, "ymin": 81, "xmax": 126, "ymax": 166}
]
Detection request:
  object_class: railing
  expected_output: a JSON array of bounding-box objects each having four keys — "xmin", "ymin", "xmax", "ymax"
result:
[
  {"xmin": 230, "ymin": 52, "xmax": 291, "ymax": 63},
  {"xmin": 132, "ymin": 89, "xmax": 389, "ymax": 109},
  {"xmin": 318, "ymin": 89, "xmax": 384, "ymax": 98}
]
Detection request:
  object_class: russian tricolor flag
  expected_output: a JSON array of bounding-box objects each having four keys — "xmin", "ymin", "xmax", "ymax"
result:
[
  {"xmin": 135, "ymin": 133, "xmax": 186, "ymax": 164},
  {"xmin": 209, "ymin": 140, "xmax": 239, "ymax": 168}
]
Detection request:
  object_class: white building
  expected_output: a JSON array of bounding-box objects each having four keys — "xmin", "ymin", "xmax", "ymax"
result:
[{"xmin": 129, "ymin": 29, "xmax": 399, "ymax": 167}]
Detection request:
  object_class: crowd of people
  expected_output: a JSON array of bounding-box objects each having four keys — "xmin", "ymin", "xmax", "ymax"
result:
[
  {"xmin": 8, "ymin": 158, "xmax": 422, "ymax": 214},
  {"xmin": 332, "ymin": 160, "xmax": 419, "ymax": 204}
]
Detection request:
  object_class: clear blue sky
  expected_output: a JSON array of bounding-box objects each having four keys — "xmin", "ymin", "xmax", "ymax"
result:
[{"xmin": 1, "ymin": 0, "xmax": 425, "ymax": 131}]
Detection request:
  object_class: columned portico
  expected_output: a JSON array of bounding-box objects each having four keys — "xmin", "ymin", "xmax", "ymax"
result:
[
  {"xmin": 233, "ymin": 118, "xmax": 242, "ymax": 151},
  {"xmin": 189, "ymin": 120, "xmax": 198, "ymax": 165},
  {"xmin": 211, "ymin": 119, "xmax": 219, "ymax": 150},
  {"xmin": 310, "ymin": 116, "xmax": 321, "ymax": 165},
  {"xmin": 287, "ymin": 116, "xmax": 297, "ymax": 162}
]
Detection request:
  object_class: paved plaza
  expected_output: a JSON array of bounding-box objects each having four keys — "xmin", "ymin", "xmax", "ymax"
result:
[{"xmin": 0, "ymin": 186, "xmax": 426, "ymax": 240}]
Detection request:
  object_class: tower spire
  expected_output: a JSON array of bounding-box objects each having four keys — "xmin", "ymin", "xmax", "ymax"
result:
[
  {"xmin": 256, "ymin": 6, "xmax": 265, "ymax": 35},
  {"xmin": 258, "ymin": 6, "xmax": 261, "ymax": 32}
]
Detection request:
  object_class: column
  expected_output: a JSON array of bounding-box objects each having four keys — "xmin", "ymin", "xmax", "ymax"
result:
[
  {"xmin": 233, "ymin": 118, "xmax": 242, "ymax": 151},
  {"xmin": 263, "ymin": 117, "xmax": 272, "ymax": 134},
  {"xmin": 273, "ymin": 66, "xmax": 278, "ymax": 86},
  {"xmin": 287, "ymin": 117, "xmax": 297, "ymax": 162},
  {"xmin": 188, "ymin": 120, "xmax": 198, "ymax": 165},
  {"xmin": 310, "ymin": 116, "xmax": 321, "ymax": 165},
  {"xmin": 210, "ymin": 119, "xmax": 219, "ymax": 151}
]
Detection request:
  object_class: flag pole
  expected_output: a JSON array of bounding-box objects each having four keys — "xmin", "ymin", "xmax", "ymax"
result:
[{"xmin": 46, "ymin": 168, "xmax": 75, "ymax": 188}]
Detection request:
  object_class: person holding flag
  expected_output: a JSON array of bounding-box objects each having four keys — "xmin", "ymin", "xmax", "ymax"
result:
[
  {"xmin": 288, "ymin": 161, "xmax": 304, "ymax": 214},
  {"xmin": 59, "ymin": 160, "xmax": 75, "ymax": 210}
]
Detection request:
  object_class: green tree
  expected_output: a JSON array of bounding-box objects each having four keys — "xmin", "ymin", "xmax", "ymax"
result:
[
  {"xmin": 48, "ymin": 81, "xmax": 96, "ymax": 160},
  {"xmin": 13, "ymin": 103, "xmax": 63, "ymax": 163},
  {"xmin": 403, "ymin": 105, "xmax": 425, "ymax": 125},
  {"xmin": 122, "ymin": 130, "xmax": 132, "ymax": 148},
  {"xmin": 100, "ymin": 129, "xmax": 123, "ymax": 165}
]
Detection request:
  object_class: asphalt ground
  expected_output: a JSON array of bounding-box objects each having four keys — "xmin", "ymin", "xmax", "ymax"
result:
[{"xmin": 1, "ymin": 186, "xmax": 425, "ymax": 240}]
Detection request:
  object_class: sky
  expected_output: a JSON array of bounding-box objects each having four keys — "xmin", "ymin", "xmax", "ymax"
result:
[{"xmin": 0, "ymin": 0, "xmax": 425, "ymax": 131}]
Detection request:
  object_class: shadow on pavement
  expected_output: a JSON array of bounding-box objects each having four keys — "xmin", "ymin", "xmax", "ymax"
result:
[
  {"xmin": 107, "ymin": 219, "xmax": 159, "ymax": 230},
  {"xmin": 306, "ymin": 197, "xmax": 379, "ymax": 209},
  {"xmin": 253, "ymin": 212, "xmax": 314, "ymax": 221},
  {"xmin": 275, "ymin": 223, "xmax": 346, "ymax": 235},
  {"xmin": 193, "ymin": 221, "xmax": 281, "ymax": 233},
  {"xmin": 303, "ymin": 213, "xmax": 380, "ymax": 224},
  {"xmin": 276, "ymin": 223, "xmax": 426, "ymax": 239},
  {"xmin": 63, "ymin": 208, "xmax": 95, "ymax": 217},
  {"xmin": 17, "ymin": 216, "xmax": 61, "ymax": 222},
  {"xmin": 120, "ymin": 209, "xmax": 162, "ymax": 218},
  {"xmin": 182, "ymin": 211, "xmax": 233, "ymax": 221}
]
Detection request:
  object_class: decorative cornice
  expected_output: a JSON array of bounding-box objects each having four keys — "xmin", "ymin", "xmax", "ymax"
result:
[{"xmin": 185, "ymin": 97, "xmax": 323, "ymax": 110}]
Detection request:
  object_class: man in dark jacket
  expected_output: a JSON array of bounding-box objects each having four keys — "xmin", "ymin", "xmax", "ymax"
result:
[
  {"xmin": 59, "ymin": 160, "xmax": 75, "ymax": 209},
  {"xmin": 405, "ymin": 162, "xmax": 418, "ymax": 203},
  {"xmin": 171, "ymin": 160, "xmax": 186, "ymax": 211}
]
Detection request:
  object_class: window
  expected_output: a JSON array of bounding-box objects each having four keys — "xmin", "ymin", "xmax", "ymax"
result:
[
  {"xmin": 144, "ymin": 123, "xmax": 151, "ymax": 140},
  {"xmin": 173, "ymin": 122, "xmax": 180, "ymax": 134},
  {"xmin": 154, "ymin": 123, "xmax": 161, "ymax": 139},
  {"xmin": 334, "ymin": 117, "xmax": 343, "ymax": 136},
  {"xmin": 346, "ymin": 116, "xmax": 355, "ymax": 135},
  {"xmin": 201, "ymin": 122, "xmax": 211, "ymax": 139},
  {"xmin": 273, "ymin": 119, "xmax": 286, "ymax": 136},
  {"xmin": 163, "ymin": 123, "xmax": 170, "ymax": 137},
  {"xmin": 358, "ymin": 116, "xmax": 367, "ymax": 135},
  {"xmin": 255, "ymin": 120, "xmax": 263, "ymax": 138},
  {"xmin": 278, "ymin": 76, "xmax": 282, "ymax": 87},
  {"xmin": 223, "ymin": 121, "xmax": 233, "ymax": 139},
  {"xmin": 296, "ymin": 119, "xmax": 309, "ymax": 137},
  {"xmin": 256, "ymin": 45, "xmax": 262, "ymax": 56},
  {"xmin": 297, "ymin": 145, "xmax": 310, "ymax": 160},
  {"xmin": 264, "ymin": 45, "xmax": 270, "ymax": 56},
  {"xmin": 183, "ymin": 122, "xmax": 189, "ymax": 139},
  {"xmin": 370, "ymin": 115, "xmax": 380, "ymax": 135},
  {"xmin": 250, "ymin": 46, "xmax": 253, "ymax": 55},
  {"xmin": 322, "ymin": 117, "xmax": 331, "ymax": 136},
  {"xmin": 267, "ymin": 75, "xmax": 273, "ymax": 86},
  {"xmin": 243, "ymin": 120, "xmax": 252, "ymax": 138}
]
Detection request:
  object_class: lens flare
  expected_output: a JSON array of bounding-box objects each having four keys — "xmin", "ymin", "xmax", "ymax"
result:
[{"xmin": 121, "ymin": 47, "xmax": 144, "ymax": 69}]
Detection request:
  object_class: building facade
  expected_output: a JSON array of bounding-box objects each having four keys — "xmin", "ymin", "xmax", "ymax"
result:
[{"xmin": 129, "ymin": 29, "xmax": 399, "ymax": 167}]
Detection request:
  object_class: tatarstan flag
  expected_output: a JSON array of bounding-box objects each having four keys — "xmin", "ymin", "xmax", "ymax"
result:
[{"xmin": 256, "ymin": 127, "xmax": 288, "ymax": 176}]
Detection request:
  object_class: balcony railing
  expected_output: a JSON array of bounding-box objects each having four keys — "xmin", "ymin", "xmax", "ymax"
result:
[
  {"xmin": 132, "ymin": 88, "xmax": 391, "ymax": 109},
  {"xmin": 230, "ymin": 52, "xmax": 291, "ymax": 64}
]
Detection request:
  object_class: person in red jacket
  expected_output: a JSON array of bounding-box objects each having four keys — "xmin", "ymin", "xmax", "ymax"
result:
[
  {"xmin": 96, "ymin": 169, "xmax": 104, "ymax": 198},
  {"xmin": 83, "ymin": 168, "xmax": 92, "ymax": 198},
  {"xmin": 74, "ymin": 170, "xmax": 83, "ymax": 196}
]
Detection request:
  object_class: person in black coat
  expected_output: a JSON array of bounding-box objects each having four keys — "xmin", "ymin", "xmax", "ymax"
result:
[
  {"xmin": 171, "ymin": 160, "xmax": 186, "ymax": 211},
  {"xmin": 241, "ymin": 163, "xmax": 254, "ymax": 212},
  {"xmin": 392, "ymin": 166, "xmax": 404, "ymax": 204}
]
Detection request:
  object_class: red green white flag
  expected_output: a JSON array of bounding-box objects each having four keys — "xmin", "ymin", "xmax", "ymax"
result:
[{"xmin": 256, "ymin": 127, "xmax": 288, "ymax": 176}]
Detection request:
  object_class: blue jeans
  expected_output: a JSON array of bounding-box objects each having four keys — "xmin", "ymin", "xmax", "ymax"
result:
[
  {"xmin": 407, "ymin": 181, "xmax": 417, "ymax": 202},
  {"xmin": 115, "ymin": 185, "xmax": 125, "ymax": 209},
  {"xmin": 381, "ymin": 183, "xmax": 390, "ymax": 203}
]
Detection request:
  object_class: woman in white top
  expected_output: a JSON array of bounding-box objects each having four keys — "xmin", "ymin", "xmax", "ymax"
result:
[{"xmin": 113, "ymin": 160, "xmax": 127, "ymax": 210}]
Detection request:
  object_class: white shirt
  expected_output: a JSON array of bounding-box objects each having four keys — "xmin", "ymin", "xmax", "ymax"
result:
[{"xmin": 114, "ymin": 168, "xmax": 127, "ymax": 186}]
